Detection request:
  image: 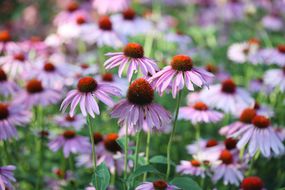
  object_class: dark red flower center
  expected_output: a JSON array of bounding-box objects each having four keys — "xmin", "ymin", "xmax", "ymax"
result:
[
  {"xmin": 221, "ymin": 79, "xmax": 236, "ymax": 94},
  {"xmin": 123, "ymin": 8, "xmax": 136, "ymax": 20},
  {"xmin": 0, "ymin": 30, "xmax": 11, "ymax": 42},
  {"xmin": 248, "ymin": 38, "xmax": 260, "ymax": 46},
  {"xmin": 123, "ymin": 43, "xmax": 144, "ymax": 58},
  {"xmin": 219, "ymin": 150, "xmax": 233, "ymax": 165},
  {"xmin": 76, "ymin": 15, "xmax": 86, "ymax": 25},
  {"xmin": 224, "ymin": 138, "xmax": 237, "ymax": 150},
  {"xmin": 283, "ymin": 67, "xmax": 285, "ymax": 74},
  {"xmin": 77, "ymin": 77, "xmax": 97, "ymax": 93},
  {"xmin": 102, "ymin": 73, "xmax": 114, "ymax": 82},
  {"xmin": 39, "ymin": 130, "xmax": 49, "ymax": 138},
  {"xmin": 239, "ymin": 108, "xmax": 256, "ymax": 124},
  {"xmin": 252, "ymin": 115, "xmax": 270, "ymax": 129},
  {"xmin": 63, "ymin": 130, "xmax": 76, "ymax": 139},
  {"xmin": 66, "ymin": 2, "xmax": 79, "ymax": 12},
  {"xmin": 80, "ymin": 64, "xmax": 89, "ymax": 69},
  {"xmin": 171, "ymin": 54, "xmax": 193, "ymax": 71},
  {"xmin": 0, "ymin": 104, "xmax": 9, "ymax": 120},
  {"xmin": 98, "ymin": 16, "xmax": 112, "ymax": 31},
  {"xmin": 127, "ymin": 78, "xmax": 154, "ymax": 105},
  {"xmin": 153, "ymin": 180, "xmax": 168, "ymax": 190},
  {"xmin": 44, "ymin": 62, "xmax": 56, "ymax": 72},
  {"xmin": 93, "ymin": 132, "xmax": 103, "ymax": 144},
  {"xmin": 26, "ymin": 79, "xmax": 44, "ymax": 94},
  {"xmin": 104, "ymin": 133, "xmax": 121, "ymax": 153},
  {"xmin": 206, "ymin": 139, "xmax": 218, "ymax": 147},
  {"xmin": 65, "ymin": 115, "xmax": 76, "ymax": 122},
  {"xmin": 193, "ymin": 101, "xmax": 208, "ymax": 111},
  {"xmin": 277, "ymin": 45, "xmax": 285, "ymax": 54},
  {"xmin": 205, "ymin": 64, "xmax": 218, "ymax": 74},
  {"xmin": 0, "ymin": 68, "xmax": 7, "ymax": 81},
  {"xmin": 14, "ymin": 53, "xmax": 25, "ymax": 62},
  {"xmin": 30, "ymin": 36, "xmax": 42, "ymax": 43},
  {"xmin": 241, "ymin": 176, "xmax": 264, "ymax": 190},
  {"xmin": 190, "ymin": 159, "xmax": 201, "ymax": 167},
  {"xmin": 54, "ymin": 169, "xmax": 65, "ymax": 178},
  {"xmin": 253, "ymin": 102, "xmax": 260, "ymax": 110},
  {"xmin": 203, "ymin": 160, "xmax": 210, "ymax": 166}
]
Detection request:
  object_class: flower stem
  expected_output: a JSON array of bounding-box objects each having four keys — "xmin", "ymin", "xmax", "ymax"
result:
[
  {"xmin": 124, "ymin": 125, "xmax": 129, "ymax": 180},
  {"xmin": 195, "ymin": 124, "xmax": 200, "ymax": 141},
  {"xmin": 124, "ymin": 125, "xmax": 129, "ymax": 190},
  {"xmin": 87, "ymin": 116, "xmax": 98, "ymax": 186},
  {"xmin": 134, "ymin": 131, "xmax": 141, "ymax": 171},
  {"xmin": 166, "ymin": 91, "xmax": 183, "ymax": 180},
  {"xmin": 36, "ymin": 106, "xmax": 44, "ymax": 190},
  {"xmin": 143, "ymin": 131, "xmax": 151, "ymax": 181}
]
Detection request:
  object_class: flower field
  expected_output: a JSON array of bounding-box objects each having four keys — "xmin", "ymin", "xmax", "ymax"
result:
[{"xmin": 0, "ymin": 0, "xmax": 285, "ymax": 190}]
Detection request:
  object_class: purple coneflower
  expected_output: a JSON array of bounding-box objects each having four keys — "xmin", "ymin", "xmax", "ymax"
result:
[
  {"xmin": 60, "ymin": 76, "xmax": 121, "ymax": 118},
  {"xmin": 227, "ymin": 39, "xmax": 260, "ymax": 64},
  {"xmin": 252, "ymin": 45, "xmax": 285, "ymax": 66},
  {"xmin": 0, "ymin": 68, "xmax": 19, "ymax": 97},
  {"xmin": 110, "ymin": 78, "xmax": 171, "ymax": 131},
  {"xmin": 89, "ymin": 16, "xmax": 124, "ymax": 48},
  {"xmin": 135, "ymin": 180, "xmax": 179, "ymax": 190},
  {"xmin": 0, "ymin": 102, "xmax": 32, "ymax": 140},
  {"xmin": 111, "ymin": 8, "xmax": 153, "ymax": 36},
  {"xmin": 211, "ymin": 150, "xmax": 244, "ymax": 186},
  {"xmin": 179, "ymin": 101, "xmax": 224, "ymax": 124},
  {"xmin": 76, "ymin": 132, "xmax": 105, "ymax": 168},
  {"xmin": 248, "ymin": 78, "xmax": 273, "ymax": 95},
  {"xmin": 251, "ymin": 102, "xmax": 274, "ymax": 118},
  {"xmin": 204, "ymin": 64, "xmax": 230, "ymax": 84},
  {"xmin": 263, "ymin": 67, "xmax": 285, "ymax": 92},
  {"xmin": 28, "ymin": 58, "xmax": 73, "ymax": 89},
  {"xmin": 48, "ymin": 130, "xmax": 90, "ymax": 158},
  {"xmin": 262, "ymin": 13, "xmax": 283, "ymax": 32},
  {"xmin": 200, "ymin": 79, "xmax": 254, "ymax": 114},
  {"xmin": 54, "ymin": 114, "xmax": 86, "ymax": 131},
  {"xmin": 177, "ymin": 159, "xmax": 206, "ymax": 178},
  {"xmin": 187, "ymin": 139, "xmax": 223, "ymax": 160},
  {"xmin": 232, "ymin": 115, "xmax": 285, "ymax": 157},
  {"xmin": 0, "ymin": 165, "xmax": 16, "ymax": 190},
  {"xmin": 149, "ymin": 54, "xmax": 213, "ymax": 98},
  {"xmin": 96, "ymin": 73, "xmax": 129, "ymax": 96},
  {"xmin": 92, "ymin": 0, "xmax": 129, "ymax": 15},
  {"xmin": 220, "ymin": 108, "xmax": 257, "ymax": 137},
  {"xmin": 97, "ymin": 133, "xmax": 126, "ymax": 174},
  {"xmin": 75, "ymin": 63, "xmax": 99, "ymax": 78},
  {"xmin": 0, "ymin": 44, "xmax": 31, "ymax": 78},
  {"xmin": 53, "ymin": 1, "xmax": 87, "ymax": 26},
  {"xmin": 104, "ymin": 42, "xmax": 158, "ymax": 81},
  {"xmin": 16, "ymin": 79, "xmax": 61, "ymax": 108}
]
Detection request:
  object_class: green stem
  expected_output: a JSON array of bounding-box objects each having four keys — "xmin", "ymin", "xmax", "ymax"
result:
[
  {"xmin": 195, "ymin": 124, "xmax": 200, "ymax": 141},
  {"xmin": 134, "ymin": 132, "xmax": 141, "ymax": 171},
  {"xmin": 123, "ymin": 125, "xmax": 129, "ymax": 190},
  {"xmin": 124, "ymin": 125, "xmax": 129, "ymax": 180},
  {"xmin": 166, "ymin": 91, "xmax": 183, "ymax": 180},
  {"xmin": 36, "ymin": 106, "xmax": 44, "ymax": 190},
  {"xmin": 143, "ymin": 131, "xmax": 151, "ymax": 181},
  {"xmin": 87, "ymin": 116, "xmax": 98, "ymax": 186},
  {"xmin": 248, "ymin": 151, "xmax": 260, "ymax": 176}
]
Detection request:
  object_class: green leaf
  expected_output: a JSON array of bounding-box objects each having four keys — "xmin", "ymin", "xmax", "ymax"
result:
[
  {"xmin": 128, "ymin": 165, "xmax": 162, "ymax": 181},
  {"xmin": 149, "ymin": 155, "xmax": 175, "ymax": 166},
  {"xmin": 170, "ymin": 176, "xmax": 202, "ymax": 190},
  {"xmin": 92, "ymin": 162, "xmax": 110, "ymax": 190},
  {"xmin": 128, "ymin": 154, "xmax": 146, "ymax": 166}
]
